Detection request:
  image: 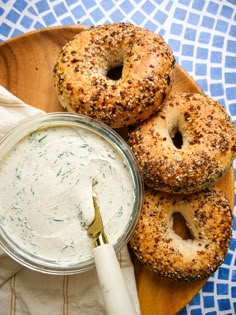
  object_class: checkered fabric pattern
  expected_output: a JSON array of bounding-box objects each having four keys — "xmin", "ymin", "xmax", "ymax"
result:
[{"xmin": 0, "ymin": 1, "xmax": 236, "ymax": 314}]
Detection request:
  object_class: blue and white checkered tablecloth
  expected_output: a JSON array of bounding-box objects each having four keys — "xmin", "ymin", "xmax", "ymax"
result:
[{"xmin": 0, "ymin": 1, "xmax": 236, "ymax": 314}]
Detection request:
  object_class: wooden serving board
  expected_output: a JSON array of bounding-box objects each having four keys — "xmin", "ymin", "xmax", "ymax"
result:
[{"xmin": 0, "ymin": 25, "xmax": 234, "ymax": 315}]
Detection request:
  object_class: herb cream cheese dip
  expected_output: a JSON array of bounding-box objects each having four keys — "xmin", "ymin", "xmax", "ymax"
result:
[{"xmin": 0, "ymin": 113, "xmax": 142, "ymax": 273}]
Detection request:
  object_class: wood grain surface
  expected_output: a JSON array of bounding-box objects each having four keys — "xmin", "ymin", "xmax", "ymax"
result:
[{"xmin": 0, "ymin": 25, "xmax": 234, "ymax": 315}]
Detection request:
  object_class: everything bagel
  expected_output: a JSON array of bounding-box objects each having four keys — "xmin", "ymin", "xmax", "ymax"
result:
[
  {"xmin": 53, "ymin": 23, "xmax": 175, "ymax": 128},
  {"xmin": 129, "ymin": 187, "xmax": 233, "ymax": 281},
  {"xmin": 128, "ymin": 92, "xmax": 236, "ymax": 194}
]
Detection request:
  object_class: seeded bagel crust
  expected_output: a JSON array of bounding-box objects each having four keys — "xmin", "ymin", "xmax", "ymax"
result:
[
  {"xmin": 129, "ymin": 188, "xmax": 233, "ymax": 281},
  {"xmin": 128, "ymin": 92, "xmax": 236, "ymax": 194},
  {"xmin": 53, "ymin": 23, "xmax": 175, "ymax": 128}
]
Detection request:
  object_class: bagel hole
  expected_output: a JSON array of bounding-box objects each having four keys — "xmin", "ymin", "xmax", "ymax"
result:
[
  {"xmin": 172, "ymin": 212, "xmax": 193, "ymax": 240},
  {"xmin": 171, "ymin": 129, "xmax": 183, "ymax": 149},
  {"xmin": 107, "ymin": 65, "xmax": 123, "ymax": 80}
]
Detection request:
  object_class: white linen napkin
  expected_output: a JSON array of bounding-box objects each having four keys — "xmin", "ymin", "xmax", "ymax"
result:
[{"xmin": 0, "ymin": 85, "xmax": 141, "ymax": 315}]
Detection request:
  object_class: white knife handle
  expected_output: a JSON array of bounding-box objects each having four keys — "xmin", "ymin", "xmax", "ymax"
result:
[{"xmin": 93, "ymin": 243, "xmax": 137, "ymax": 315}]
